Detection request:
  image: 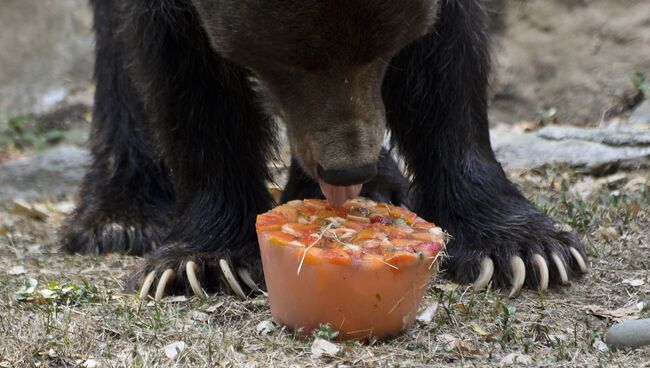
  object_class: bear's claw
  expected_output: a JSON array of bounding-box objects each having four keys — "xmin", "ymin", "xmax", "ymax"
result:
[
  {"xmin": 186, "ymin": 261, "xmax": 206, "ymax": 299},
  {"xmin": 471, "ymin": 247, "xmax": 586, "ymax": 297},
  {"xmin": 138, "ymin": 259, "xmax": 261, "ymax": 300},
  {"xmin": 472, "ymin": 257, "xmax": 494, "ymax": 291},
  {"xmin": 508, "ymin": 256, "xmax": 526, "ymax": 298},
  {"xmin": 532, "ymin": 254, "xmax": 549, "ymax": 291}
]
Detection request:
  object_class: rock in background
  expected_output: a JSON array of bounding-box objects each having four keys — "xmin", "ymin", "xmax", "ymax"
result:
[
  {"xmin": 491, "ymin": 124, "xmax": 650, "ymax": 174},
  {"xmin": 0, "ymin": 0, "xmax": 94, "ymax": 120},
  {"xmin": 0, "ymin": 146, "xmax": 89, "ymax": 204}
]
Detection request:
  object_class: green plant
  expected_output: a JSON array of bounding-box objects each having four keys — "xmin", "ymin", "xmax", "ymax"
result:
[{"xmin": 633, "ymin": 71, "xmax": 650, "ymax": 99}]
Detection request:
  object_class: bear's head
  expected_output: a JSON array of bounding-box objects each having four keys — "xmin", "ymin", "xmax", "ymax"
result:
[{"xmin": 193, "ymin": 0, "xmax": 438, "ymax": 204}]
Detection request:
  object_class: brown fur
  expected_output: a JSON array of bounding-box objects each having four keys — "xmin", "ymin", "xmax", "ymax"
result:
[{"xmin": 193, "ymin": 0, "xmax": 439, "ymax": 175}]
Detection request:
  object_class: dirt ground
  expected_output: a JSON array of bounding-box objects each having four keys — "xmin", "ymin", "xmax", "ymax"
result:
[
  {"xmin": 1, "ymin": 167, "xmax": 649, "ymax": 367},
  {"xmin": 489, "ymin": 0, "xmax": 650, "ymax": 125},
  {"xmin": 1, "ymin": 0, "xmax": 650, "ymax": 367}
]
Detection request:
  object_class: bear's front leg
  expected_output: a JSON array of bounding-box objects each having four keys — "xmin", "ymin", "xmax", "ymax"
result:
[
  {"xmin": 127, "ymin": 191, "xmax": 269, "ymax": 299},
  {"xmin": 382, "ymin": 0, "xmax": 587, "ymax": 296},
  {"xmin": 410, "ymin": 152, "xmax": 588, "ymax": 297},
  {"xmin": 115, "ymin": 1, "xmax": 277, "ymax": 299}
]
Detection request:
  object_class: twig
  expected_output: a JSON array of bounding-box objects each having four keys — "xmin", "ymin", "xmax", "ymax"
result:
[{"xmin": 297, "ymin": 223, "xmax": 334, "ymax": 275}]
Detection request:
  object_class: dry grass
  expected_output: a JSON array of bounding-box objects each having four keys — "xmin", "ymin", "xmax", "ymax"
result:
[{"xmin": 1, "ymin": 166, "xmax": 649, "ymax": 367}]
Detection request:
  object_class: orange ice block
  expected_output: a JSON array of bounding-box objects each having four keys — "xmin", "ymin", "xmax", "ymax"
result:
[{"xmin": 256, "ymin": 198, "xmax": 445, "ymax": 340}]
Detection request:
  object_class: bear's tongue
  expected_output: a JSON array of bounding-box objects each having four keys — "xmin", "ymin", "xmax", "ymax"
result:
[{"xmin": 318, "ymin": 180, "xmax": 363, "ymax": 208}]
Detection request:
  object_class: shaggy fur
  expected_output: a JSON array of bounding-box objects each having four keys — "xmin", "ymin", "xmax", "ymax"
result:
[{"xmin": 61, "ymin": 0, "xmax": 585, "ymax": 295}]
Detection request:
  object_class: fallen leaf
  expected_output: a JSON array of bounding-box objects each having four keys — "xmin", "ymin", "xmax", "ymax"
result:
[
  {"xmin": 500, "ymin": 353, "xmax": 532, "ymax": 366},
  {"xmin": 627, "ymin": 203, "xmax": 641, "ymax": 215},
  {"xmin": 256, "ymin": 320, "xmax": 276, "ymax": 335},
  {"xmin": 622, "ymin": 279, "xmax": 644, "ymax": 287},
  {"xmin": 163, "ymin": 341, "xmax": 186, "ymax": 360},
  {"xmin": 586, "ymin": 305, "xmax": 640, "ymax": 321},
  {"xmin": 603, "ymin": 173, "xmax": 629, "ymax": 186},
  {"xmin": 437, "ymin": 334, "xmax": 456, "ymax": 344},
  {"xmin": 202, "ymin": 301, "xmax": 224, "ymax": 313},
  {"xmin": 437, "ymin": 334, "xmax": 480, "ymax": 355},
  {"xmin": 7, "ymin": 266, "xmax": 26, "ymax": 275},
  {"xmin": 593, "ymin": 227, "xmax": 620, "ymax": 242},
  {"xmin": 188, "ymin": 311, "xmax": 210, "ymax": 322},
  {"xmin": 433, "ymin": 283, "xmax": 459, "ymax": 292},
  {"xmin": 38, "ymin": 289, "xmax": 57, "ymax": 299},
  {"xmin": 163, "ymin": 296, "xmax": 187, "ymax": 303},
  {"xmin": 570, "ymin": 177, "xmax": 599, "ymax": 200},
  {"xmin": 416, "ymin": 302, "xmax": 439, "ymax": 323},
  {"xmin": 451, "ymin": 303, "xmax": 467, "ymax": 312},
  {"xmin": 268, "ymin": 186, "xmax": 283, "ymax": 203},
  {"xmin": 311, "ymin": 338, "xmax": 340, "ymax": 359},
  {"xmin": 471, "ymin": 323, "xmax": 490, "ymax": 336},
  {"xmin": 547, "ymin": 334, "xmax": 568, "ymax": 343},
  {"xmin": 516, "ymin": 120, "xmax": 541, "ymax": 132},
  {"xmin": 12, "ymin": 199, "xmax": 50, "ymax": 220},
  {"xmin": 15, "ymin": 278, "xmax": 38, "ymax": 301},
  {"xmin": 624, "ymin": 177, "xmax": 648, "ymax": 191}
]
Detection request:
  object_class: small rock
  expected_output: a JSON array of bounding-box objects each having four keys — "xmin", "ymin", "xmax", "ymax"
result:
[
  {"xmin": 629, "ymin": 100, "xmax": 650, "ymax": 126},
  {"xmin": 163, "ymin": 341, "xmax": 186, "ymax": 360},
  {"xmin": 0, "ymin": 146, "xmax": 90, "ymax": 204},
  {"xmin": 606, "ymin": 318, "xmax": 650, "ymax": 349},
  {"xmin": 500, "ymin": 353, "xmax": 532, "ymax": 366},
  {"xmin": 311, "ymin": 338, "xmax": 340, "ymax": 359}
]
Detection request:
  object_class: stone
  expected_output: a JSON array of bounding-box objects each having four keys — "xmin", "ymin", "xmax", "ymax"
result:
[
  {"xmin": 629, "ymin": 100, "xmax": 650, "ymax": 126},
  {"xmin": 0, "ymin": 146, "xmax": 89, "ymax": 205},
  {"xmin": 606, "ymin": 319, "xmax": 650, "ymax": 349},
  {"xmin": 537, "ymin": 125, "xmax": 650, "ymax": 146},
  {"xmin": 0, "ymin": 0, "xmax": 93, "ymax": 120},
  {"xmin": 491, "ymin": 125, "xmax": 650, "ymax": 173}
]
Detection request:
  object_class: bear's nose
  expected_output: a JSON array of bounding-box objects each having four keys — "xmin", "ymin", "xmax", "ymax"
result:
[{"xmin": 316, "ymin": 163, "xmax": 377, "ymax": 186}]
